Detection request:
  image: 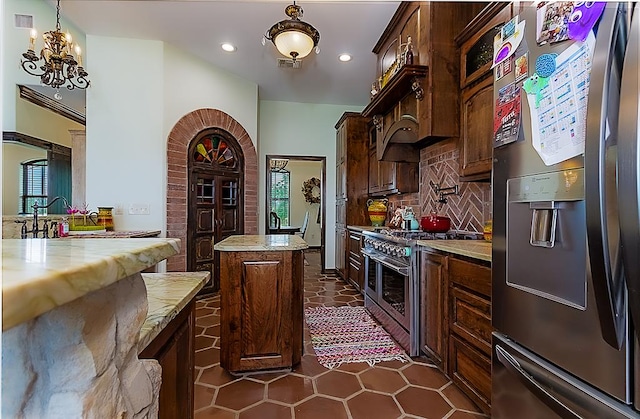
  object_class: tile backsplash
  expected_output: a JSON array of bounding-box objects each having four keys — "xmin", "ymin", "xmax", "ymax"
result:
[{"xmin": 387, "ymin": 138, "xmax": 491, "ymax": 233}]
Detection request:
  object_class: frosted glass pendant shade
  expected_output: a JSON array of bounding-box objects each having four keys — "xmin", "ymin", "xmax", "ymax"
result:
[{"xmin": 274, "ymin": 31, "xmax": 315, "ymax": 59}]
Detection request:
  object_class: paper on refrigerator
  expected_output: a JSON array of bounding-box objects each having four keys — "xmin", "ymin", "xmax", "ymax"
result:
[{"xmin": 525, "ymin": 32, "xmax": 595, "ymax": 166}]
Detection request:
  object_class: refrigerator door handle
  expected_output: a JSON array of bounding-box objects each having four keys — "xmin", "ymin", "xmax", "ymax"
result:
[
  {"xmin": 584, "ymin": 3, "xmax": 628, "ymax": 349},
  {"xmin": 618, "ymin": 4, "xmax": 640, "ymax": 341},
  {"xmin": 495, "ymin": 345, "xmax": 581, "ymax": 419}
]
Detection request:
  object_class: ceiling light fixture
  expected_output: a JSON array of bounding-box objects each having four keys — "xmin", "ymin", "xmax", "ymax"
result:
[
  {"xmin": 20, "ymin": 0, "xmax": 90, "ymax": 90},
  {"xmin": 221, "ymin": 43, "xmax": 236, "ymax": 52},
  {"xmin": 264, "ymin": 2, "xmax": 320, "ymax": 62},
  {"xmin": 270, "ymin": 159, "xmax": 289, "ymax": 172},
  {"xmin": 339, "ymin": 54, "xmax": 352, "ymax": 62}
]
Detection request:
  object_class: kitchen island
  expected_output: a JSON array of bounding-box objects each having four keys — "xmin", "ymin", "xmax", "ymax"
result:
[
  {"xmin": 214, "ymin": 235, "xmax": 308, "ymax": 374},
  {"xmin": 1, "ymin": 238, "xmax": 207, "ymax": 418}
]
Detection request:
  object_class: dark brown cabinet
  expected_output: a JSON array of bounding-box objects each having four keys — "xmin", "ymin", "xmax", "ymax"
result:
[
  {"xmin": 368, "ymin": 125, "xmax": 419, "ymax": 195},
  {"xmin": 219, "ymin": 249, "xmax": 304, "ymax": 373},
  {"xmin": 447, "ymin": 257, "xmax": 492, "ymax": 414},
  {"xmin": 140, "ymin": 301, "xmax": 196, "ymax": 419},
  {"xmin": 420, "ymin": 250, "xmax": 448, "ymax": 371},
  {"xmin": 459, "ymin": 75, "xmax": 494, "ymax": 179},
  {"xmin": 335, "ymin": 113, "xmax": 369, "ymax": 280},
  {"xmin": 456, "ymin": 3, "xmax": 512, "ymax": 181},
  {"xmin": 363, "ymin": 3, "xmax": 481, "ymax": 150},
  {"xmin": 347, "ymin": 229, "xmax": 364, "ymax": 292}
]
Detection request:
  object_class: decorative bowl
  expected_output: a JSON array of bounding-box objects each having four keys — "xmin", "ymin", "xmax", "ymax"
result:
[{"xmin": 420, "ymin": 215, "xmax": 451, "ymax": 233}]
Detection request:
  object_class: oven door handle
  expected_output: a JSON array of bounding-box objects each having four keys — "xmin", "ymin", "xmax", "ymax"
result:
[{"xmin": 362, "ymin": 249, "xmax": 409, "ymax": 276}]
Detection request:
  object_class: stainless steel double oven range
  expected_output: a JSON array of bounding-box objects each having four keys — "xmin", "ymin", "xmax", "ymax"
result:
[{"xmin": 361, "ymin": 228, "xmax": 482, "ymax": 357}]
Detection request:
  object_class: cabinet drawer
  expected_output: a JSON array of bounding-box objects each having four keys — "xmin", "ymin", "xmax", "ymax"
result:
[
  {"xmin": 348, "ymin": 260, "xmax": 361, "ymax": 291},
  {"xmin": 449, "ymin": 334, "xmax": 491, "ymax": 414},
  {"xmin": 450, "ymin": 285, "xmax": 491, "ymax": 355},
  {"xmin": 348, "ymin": 232, "xmax": 362, "ymax": 261},
  {"xmin": 449, "ymin": 258, "xmax": 491, "ymax": 298}
]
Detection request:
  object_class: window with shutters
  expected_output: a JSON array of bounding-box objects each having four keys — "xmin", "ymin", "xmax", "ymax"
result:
[{"xmin": 20, "ymin": 159, "xmax": 47, "ymax": 214}]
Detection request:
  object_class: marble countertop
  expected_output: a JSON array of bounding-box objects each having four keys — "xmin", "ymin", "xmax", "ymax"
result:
[
  {"xmin": 2, "ymin": 238, "xmax": 181, "ymax": 331},
  {"xmin": 138, "ymin": 272, "xmax": 210, "ymax": 354},
  {"xmin": 64, "ymin": 230, "xmax": 161, "ymax": 238},
  {"xmin": 346, "ymin": 225, "xmax": 378, "ymax": 233},
  {"xmin": 214, "ymin": 234, "xmax": 309, "ymax": 252},
  {"xmin": 417, "ymin": 240, "xmax": 492, "ymax": 262}
]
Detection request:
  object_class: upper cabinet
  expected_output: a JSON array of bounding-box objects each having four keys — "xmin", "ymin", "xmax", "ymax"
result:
[
  {"xmin": 363, "ymin": 2, "xmax": 480, "ymax": 163},
  {"xmin": 456, "ymin": 3, "xmax": 512, "ymax": 181}
]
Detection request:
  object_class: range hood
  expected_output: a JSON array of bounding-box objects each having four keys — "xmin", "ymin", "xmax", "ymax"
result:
[{"xmin": 377, "ymin": 115, "xmax": 420, "ymax": 163}]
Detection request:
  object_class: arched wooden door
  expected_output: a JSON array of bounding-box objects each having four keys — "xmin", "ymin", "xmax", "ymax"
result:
[{"xmin": 188, "ymin": 129, "xmax": 244, "ymax": 293}]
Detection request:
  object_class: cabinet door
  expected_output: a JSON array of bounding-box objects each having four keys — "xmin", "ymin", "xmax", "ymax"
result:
[
  {"xmin": 420, "ymin": 251, "xmax": 448, "ymax": 370},
  {"xmin": 335, "ymin": 227, "xmax": 347, "ymax": 279},
  {"xmin": 140, "ymin": 302, "xmax": 195, "ymax": 419},
  {"xmin": 449, "ymin": 333, "xmax": 491, "ymax": 414},
  {"xmin": 220, "ymin": 251, "xmax": 300, "ymax": 372},
  {"xmin": 336, "ymin": 161, "xmax": 346, "ymax": 199},
  {"xmin": 368, "ymin": 147, "xmax": 380, "ymax": 193},
  {"xmin": 460, "ymin": 76, "xmax": 494, "ymax": 179},
  {"xmin": 348, "ymin": 231, "xmax": 363, "ymax": 292}
]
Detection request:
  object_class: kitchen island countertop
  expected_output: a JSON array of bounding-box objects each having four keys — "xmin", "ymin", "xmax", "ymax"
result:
[
  {"xmin": 139, "ymin": 271, "xmax": 209, "ymax": 354},
  {"xmin": 214, "ymin": 234, "xmax": 309, "ymax": 252},
  {"xmin": 417, "ymin": 239, "xmax": 491, "ymax": 262},
  {"xmin": 2, "ymin": 238, "xmax": 180, "ymax": 331}
]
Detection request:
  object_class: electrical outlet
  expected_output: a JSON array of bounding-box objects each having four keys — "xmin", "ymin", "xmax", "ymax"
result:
[{"xmin": 129, "ymin": 203, "xmax": 150, "ymax": 215}]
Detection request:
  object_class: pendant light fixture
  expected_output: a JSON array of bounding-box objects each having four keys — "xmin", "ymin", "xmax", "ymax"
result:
[
  {"xmin": 264, "ymin": 2, "xmax": 320, "ymax": 62},
  {"xmin": 21, "ymin": 0, "xmax": 90, "ymax": 90}
]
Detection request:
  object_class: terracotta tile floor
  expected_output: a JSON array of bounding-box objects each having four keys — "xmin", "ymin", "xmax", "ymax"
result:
[{"xmin": 194, "ymin": 250, "xmax": 488, "ymax": 419}]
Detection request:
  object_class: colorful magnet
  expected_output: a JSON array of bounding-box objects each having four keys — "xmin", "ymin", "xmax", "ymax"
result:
[
  {"xmin": 493, "ymin": 20, "xmax": 526, "ymax": 68},
  {"xmin": 523, "ymin": 73, "xmax": 550, "ymax": 108},
  {"xmin": 515, "ymin": 52, "xmax": 529, "ymax": 83},
  {"xmin": 536, "ymin": 1, "xmax": 574, "ymax": 45},
  {"xmin": 568, "ymin": 2, "xmax": 606, "ymax": 42},
  {"xmin": 535, "ymin": 53, "xmax": 558, "ymax": 78}
]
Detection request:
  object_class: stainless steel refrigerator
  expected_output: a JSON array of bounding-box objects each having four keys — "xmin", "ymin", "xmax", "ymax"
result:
[{"xmin": 492, "ymin": 2, "xmax": 640, "ymax": 418}]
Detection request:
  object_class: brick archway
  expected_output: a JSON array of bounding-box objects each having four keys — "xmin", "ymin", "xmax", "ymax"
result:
[{"xmin": 165, "ymin": 109, "xmax": 258, "ymax": 272}]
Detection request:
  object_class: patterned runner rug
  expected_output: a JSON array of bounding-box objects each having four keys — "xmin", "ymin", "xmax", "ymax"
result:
[{"xmin": 304, "ymin": 305, "xmax": 409, "ymax": 369}]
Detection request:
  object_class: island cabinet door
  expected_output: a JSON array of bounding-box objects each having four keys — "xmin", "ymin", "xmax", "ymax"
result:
[{"xmin": 220, "ymin": 250, "xmax": 304, "ymax": 373}]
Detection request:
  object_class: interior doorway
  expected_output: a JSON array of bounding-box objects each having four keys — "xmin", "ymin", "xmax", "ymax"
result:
[{"xmin": 266, "ymin": 155, "xmax": 326, "ymax": 272}]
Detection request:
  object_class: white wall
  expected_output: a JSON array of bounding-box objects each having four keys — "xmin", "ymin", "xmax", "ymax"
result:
[
  {"xmin": 3, "ymin": 0, "xmax": 85, "ymax": 131},
  {"xmin": 85, "ymin": 36, "xmax": 164, "ymax": 232},
  {"xmin": 2, "ymin": 143, "xmax": 46, "ymax": 214},
  {"xmin": 258, "ymin": 101, "xmax": 362, "ymax": 269},
  {"xmin": 162, "ymin": 43, "xmax": 258, "ymax": 149},
  {"xmin": 85, "ymin": 35, "xmax": 259, "ymax": 235}
]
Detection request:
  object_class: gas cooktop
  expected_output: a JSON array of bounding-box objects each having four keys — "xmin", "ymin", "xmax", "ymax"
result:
[{"xmin": 374, "ymin": 228, "xmax": 484, "ymax": 241}]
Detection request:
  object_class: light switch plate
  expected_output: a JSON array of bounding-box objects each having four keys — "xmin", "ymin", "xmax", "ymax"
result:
[{"xmin": 129, "ymin": 203, "xmax": 150, "ymax": 215}]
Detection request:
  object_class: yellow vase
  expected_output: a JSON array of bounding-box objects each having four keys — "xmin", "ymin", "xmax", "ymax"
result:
[
  {"xmin": 367, "ymin": 199, "xmax": 388, "ymax": 227},
  {"xmin": 97, "ymin": 207, "xmax": 114, "ymax": 231}
]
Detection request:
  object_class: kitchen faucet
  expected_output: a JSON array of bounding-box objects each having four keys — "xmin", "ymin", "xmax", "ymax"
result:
[
  {"xmin": 29, "ymin": 196, "xmax": 70, "ymax": 238},
  {"xmin": 429, "ymin": 181, "xmax": 459, "ymax": 205}
]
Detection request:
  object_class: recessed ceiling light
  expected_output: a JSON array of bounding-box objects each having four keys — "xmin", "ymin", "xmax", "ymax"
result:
[
  {"xmin": 221, "ymin": 43, "xmax": 236, "ymax": 52},
  {"xmin": 338, "ymin": 53, "xmax": 352, "ymax": 62}
]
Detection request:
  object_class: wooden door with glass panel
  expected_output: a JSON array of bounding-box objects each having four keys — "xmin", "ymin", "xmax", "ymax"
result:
[{"xmin": 188, "ymin": 130, "xmax": 244, "ymax": 294}]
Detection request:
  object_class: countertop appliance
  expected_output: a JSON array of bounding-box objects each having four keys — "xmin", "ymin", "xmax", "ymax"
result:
[
  {"xmin": 361, "ymin": 228, "xmax": 483, "ymax": 356},
  {"xmin": 492, "ymin": 3, "xmax": 640, "ymax": 418}
]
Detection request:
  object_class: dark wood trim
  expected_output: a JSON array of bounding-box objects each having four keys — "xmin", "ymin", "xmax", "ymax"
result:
[
  {"xmin": 18, "ymin": 85, "xmax": 86, "ymax": 125},
  {"xmin": 361, "ymin": 65, "xmax": 428, "ymax": 118},
  {"xmin": 265, "ymin": 154, "xmax": 327, "ymax": 273},
  {"xmin": 372, "ymin": 2, "xmax": 411, "ymax": 54},
  {"xmin": 3, "ymin": 131, "xmax": 72, "ymax": 157},
  {"xmin": 455, "ymin": 2, "xmax": 510, "ymax": 45}
]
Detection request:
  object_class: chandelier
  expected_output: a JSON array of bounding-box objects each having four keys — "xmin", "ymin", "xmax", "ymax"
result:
[
  {"xmin": 21, "ymin": 0, "xmax": 90, "ymax": 90},
  {"xmin": 264, "ymin": 2, "xmax": 320, "ymax": 62},
  {"xmin": 270, "ymin": 159, "xmax": 289, "ymax": 172}
]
